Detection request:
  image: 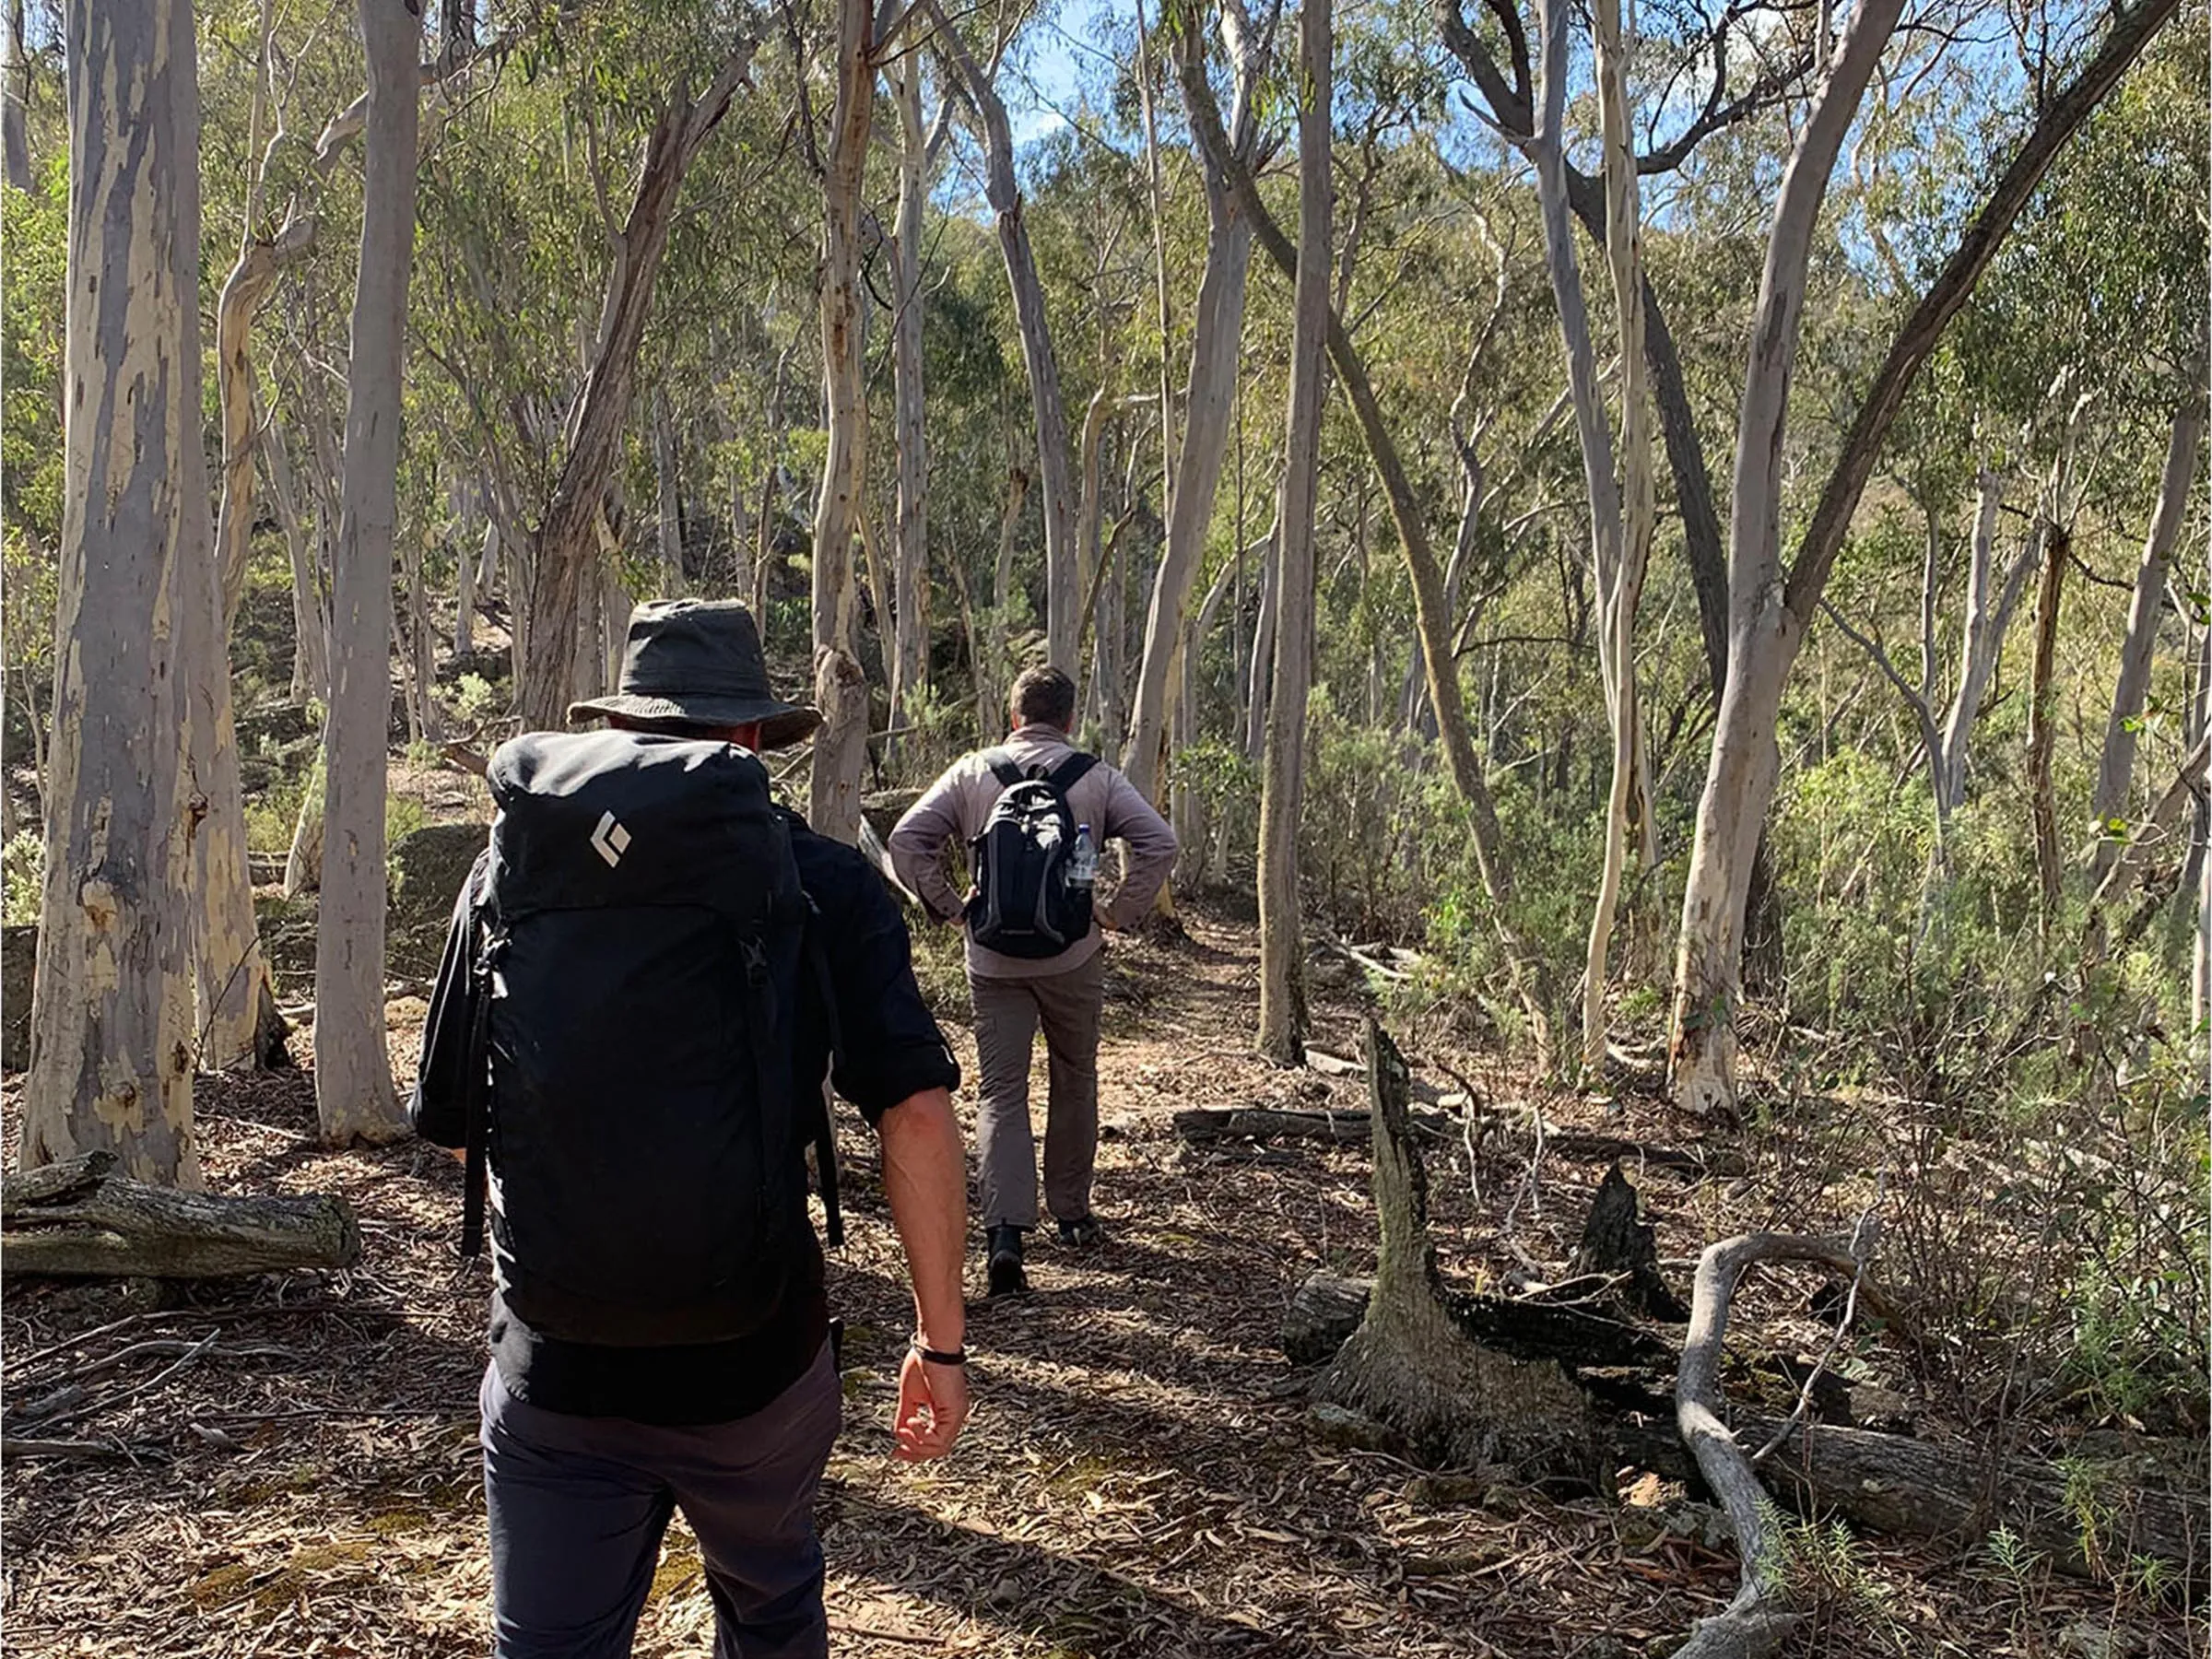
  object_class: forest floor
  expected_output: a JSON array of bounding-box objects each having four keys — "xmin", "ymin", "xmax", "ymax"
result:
[{"xmin": 1, "ymin": 898, "xmax": 2201, "ymax": 1658}]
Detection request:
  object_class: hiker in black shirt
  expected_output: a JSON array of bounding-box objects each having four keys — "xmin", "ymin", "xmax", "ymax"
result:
[{"xmin": 411, "ymin": 601, "xmax": 969, "ymax": 1659}]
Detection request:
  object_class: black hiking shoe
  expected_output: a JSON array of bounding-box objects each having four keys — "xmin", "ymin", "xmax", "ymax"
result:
[
  {"xmin": 1055, "ymin": 1215, "xmax": 1103, "ymax": 1249},
  {"xmin": 986, "ymin": 1225, "xmax": 1028, "ymax": 1297}
]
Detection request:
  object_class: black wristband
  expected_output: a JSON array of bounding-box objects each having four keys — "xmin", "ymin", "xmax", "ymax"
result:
[{"xmin": 913, "ymin": 1342, "xmax": 967, "ymax": 1366}]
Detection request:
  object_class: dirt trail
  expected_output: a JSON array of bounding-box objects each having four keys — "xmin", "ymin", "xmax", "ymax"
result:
[{"xmin": 0, "ymin": 910, "xmax": 2187, "ymax": 1656}]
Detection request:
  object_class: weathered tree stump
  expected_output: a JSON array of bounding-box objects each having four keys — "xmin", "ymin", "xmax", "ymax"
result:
[
  {"xmin": 1571, "ymin": 1162, "xmax": 1690, "ymax": 1322},
  {"xmin": 1312, "ymin": 1023, "xmax": 1602, "ymax": 1479},
  {"xmin": 2, "ymin": 1152, "xmax": 360, "ymax": 1279}
]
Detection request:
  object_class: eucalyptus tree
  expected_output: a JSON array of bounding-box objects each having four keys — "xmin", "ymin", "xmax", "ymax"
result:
[
  {"xmin": 2, "ymin": 0, "xmax": 29, "ymax": 192},
  {"xmin": 1124, "ymin": 0, "xmax": 1272, "ymax": 813},
  {"xmin": 191, "ymin": 0, "xmax": 312, "ymax": 1072},
  {"xmin": 806, "ymin": 0, "xmax": 884, "ymax": 844},
  {"xmin": 1666, "ymin": 0, "xmax": 2183, "ymax": 1113},
  {"xmin": 22, "ymin": 0, "xmax": 208, "ymax": 1182},
  {"xmin": 513, "ymin": 38, "xmax": 759, "ymax": 733},
  {"xmin": 313, "ymin": 0, "xmax": 420, "ymax": 1146},
  {"xmin": 928, "ymin": 0, "xmax": 1085, "ymax": 676},
  {"xmin": 1520, "ymin": 0, "xmax": 1658, "ymax": 1073},
  {"xmin": 1255, "ymin": 0, "xmax": 1329, "ymax": 1062},
  {"xmin": 1182, "ymin": 43, "xmax": 1556, "ymax": 1054}
]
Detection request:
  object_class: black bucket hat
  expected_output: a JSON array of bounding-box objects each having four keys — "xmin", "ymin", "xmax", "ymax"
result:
[{"xmin": 568, "ymin": 600, "xmax": 822, "ymax": 749}]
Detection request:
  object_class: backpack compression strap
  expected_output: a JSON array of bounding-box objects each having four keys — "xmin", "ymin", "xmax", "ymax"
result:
[
  {"xmin": 459, "ymin": 908, "xmax": 504, "ymax": 1260},
  {"xmin": 802, "ymin": 903, "xmax": 845, "ymax": 1250}
]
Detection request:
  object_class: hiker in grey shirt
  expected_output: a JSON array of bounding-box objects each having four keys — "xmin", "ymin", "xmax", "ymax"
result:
[{"xmin": 889, "ymin": 666, "xmax": 1177, "ymax": 1295}]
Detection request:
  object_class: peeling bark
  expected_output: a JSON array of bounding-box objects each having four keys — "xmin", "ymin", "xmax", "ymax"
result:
[
  {"xmin": 23, "ymin": 0, "xmax": 207, "ymax": 1186},
  {"xmin": 807, "ymin": 0, "xmax": 872, "ymax": 844}
]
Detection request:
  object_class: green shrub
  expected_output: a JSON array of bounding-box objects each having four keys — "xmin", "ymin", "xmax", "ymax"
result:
[{"xmin": 3, "ymin": 830, "xmax": 41, "ymax": 926}]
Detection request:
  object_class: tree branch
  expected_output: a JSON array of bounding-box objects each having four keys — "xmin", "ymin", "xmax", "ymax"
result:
[{"xmin": 1784, "ymin": 0, "xmax": 2182, "ymax": 626}]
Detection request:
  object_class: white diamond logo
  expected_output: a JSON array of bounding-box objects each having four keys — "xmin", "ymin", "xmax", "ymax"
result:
[{"xmin": 589, "ymin": 810, "xmax": 631, "ymax": 868}]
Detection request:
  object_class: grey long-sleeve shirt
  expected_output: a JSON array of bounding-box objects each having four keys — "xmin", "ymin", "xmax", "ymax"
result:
[{"xmin": 888, "ymin": 724, "xmax": 1178, "ymax": 981}]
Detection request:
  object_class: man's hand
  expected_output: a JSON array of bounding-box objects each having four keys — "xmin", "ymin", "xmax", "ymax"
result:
[{"xmin": 892, "ymin": 1348, "xmax": 969, "ymax": 1461}]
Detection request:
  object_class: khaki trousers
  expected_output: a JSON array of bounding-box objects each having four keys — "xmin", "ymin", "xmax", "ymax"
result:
[{"xmin": 970, "ymin": 950, "xmax": 1106, "ymax": 1230}]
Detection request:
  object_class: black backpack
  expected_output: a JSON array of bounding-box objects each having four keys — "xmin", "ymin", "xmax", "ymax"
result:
[
  {"xmin": 966, "ymin": 749, "xmax": 1099, "ymax": 959},
  {"xmin": 457, "ymin": 728, "xmax": 839, "ymax": 1347}
]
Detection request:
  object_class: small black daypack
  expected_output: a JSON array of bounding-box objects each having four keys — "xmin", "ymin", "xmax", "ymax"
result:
[
  {"xmin": 457, "ymin": 728, "xmax": 839, "ymax": 1347},
  {"xmin": 966, "ymin": 749, "xmax": 1099, "ymax": 959}
]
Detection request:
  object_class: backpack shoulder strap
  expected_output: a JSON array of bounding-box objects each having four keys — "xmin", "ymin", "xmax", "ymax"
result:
[
  {"xmin": 459, "ymin": 868, "xmax": 504, "ymax": 1261},
  {"xmin": 1044, "ymin": 753, "xmax": 1098, "ymax": 795},
  {"xmin": 983, "ymin": 749, "xmax": 1028, "ymax": 791},
  {"xmin": 801, "ymin": 895, "xmax": 845, "ymax": 1251}
]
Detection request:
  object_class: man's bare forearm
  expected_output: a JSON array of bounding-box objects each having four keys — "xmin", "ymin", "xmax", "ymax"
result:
[{"xmin": 877, "ymin": 1088, "xmax": 967, "ymax": 1350}]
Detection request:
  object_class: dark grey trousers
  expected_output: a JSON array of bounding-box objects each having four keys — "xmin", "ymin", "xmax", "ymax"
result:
[
  {"xmin": 971, "ymin": 948, "xmax": 1107, "ymax": 1230},
  {"xmin": 479, "ymin": 1343, "xmax": 841, "ymax": 1659}
]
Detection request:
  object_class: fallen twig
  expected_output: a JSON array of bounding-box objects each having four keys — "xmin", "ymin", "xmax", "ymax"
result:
[
  {"xmin": 38, "ymin": 1332, "xmax": 221, "ymax": 1431},
  {"xmin": 0, "ymin": 1434, "xmax": 147, "ymax": 1463}
]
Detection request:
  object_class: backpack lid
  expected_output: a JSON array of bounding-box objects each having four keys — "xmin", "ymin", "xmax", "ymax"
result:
[{"xmin": 488, "ymin": 728, "xmax": 795, "ymax": 924}]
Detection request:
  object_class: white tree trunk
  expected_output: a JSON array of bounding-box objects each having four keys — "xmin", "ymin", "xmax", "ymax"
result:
[
  {"xmin": 1125, "ymin": 14, "xmax": 1262, "ymax": 806},
  {"xmin": 1529, "ymin": 0, "xmax": 1654, "ymax": 1076},
  {"xmin": 1676, "ymin": 0, "xmax": 2181, "ymax": 1084},
  {"xmin": 600, "ymin": 554, "xmax": 631, "ymax": 690},
  {"xmin": 1934, "ymin": 473, "xmax": 2023, "ymax": 813},
  {"xmin": 313, "ymin": 0, "xmax": 418, "ymax": 1147},
  {"xmin": 1582, "ymin": 0, "xmax": 1658, "ymax": 1074},
  {"xmin": 453, "ymin": 500, "xmax": 477, "ymax": 657},
  {"xmin": 266, "ymin": 424, "xmax": 332, "ymax": 705},
  {"xmin": 192, "ymin": 224, "xmax": 311, "ymax": 1071},
  {"xmin": 23, "ymin": 0, "xmax": 206, "ymax": 1183},
  {"xmin": 1256, "ymin": 0, "xmax": 1329, "ymax": 1065},
  {"xmin": 2, "ymin": 0, "xmax": 30, "ymax": 193},
  {"xmin": 1244, "ymin": 523, "xmax": 1277, "ymax": 759},
  {"xmin": 932, "ymin": 6, "xmax": 1078, "ymax": 670},
  {"xmin": 653, "ymin": 390, "xmax": 686, "ymax": 598},
  {"xmin": 2089, "ymin": 390, "xmax": 2205, "ymax": 878},
  {"xmin": 1669, "ymin": 0, "xmax": 1906, "ymax": 1114},
  {"xmin": 806, "ymin": 0, "xmax": 874, "ymax": 844},
  {"xmin": 889, "ymin": 53, "xmax": 930, "ymax": 740}
]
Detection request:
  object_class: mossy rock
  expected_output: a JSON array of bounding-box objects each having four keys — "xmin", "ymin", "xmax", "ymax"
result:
[{"xmin": 391, "ymin": 823, "xmax": 488, "ymax": 927}]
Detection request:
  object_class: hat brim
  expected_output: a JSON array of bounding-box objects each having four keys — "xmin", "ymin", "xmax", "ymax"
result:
[{"xmin": 566, "ymin": 691, "xmax": 823, "ymax": 750}]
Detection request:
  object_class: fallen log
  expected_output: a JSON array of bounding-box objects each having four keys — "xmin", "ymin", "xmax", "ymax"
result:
[
  {"xmin": 1283, "ymin": 1271, "xmax": 1374, "ymax": 1364},
  {"xmin": 1180, "ymin": 1106, "xmax": 1378, "ymax": 1145},
  {"xmin": 1291, "ymin": 1264, "xmax": 2202, "ymax": 1588},
  {"xmin": 1175, "ymin": 1104, "xmax": 1744, "ymax": 1175},
  {"xmin": 3, "ymin": 1153, "xmax": 361, "ymax": 1280},
  {"xmin": 1288, "ymin": 1033, "xmax": 2206, "ymax": 1598}
]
